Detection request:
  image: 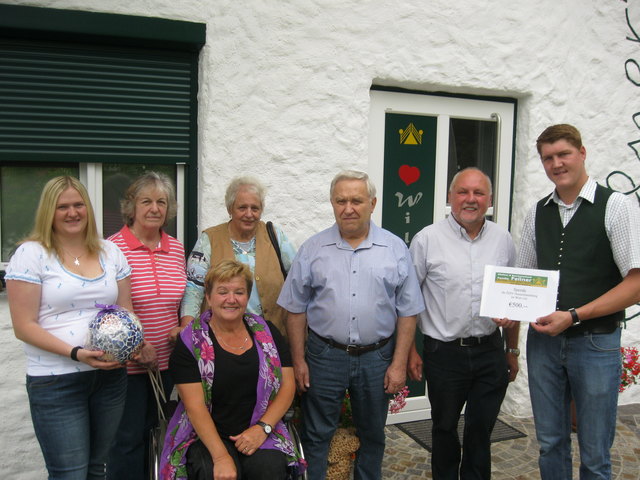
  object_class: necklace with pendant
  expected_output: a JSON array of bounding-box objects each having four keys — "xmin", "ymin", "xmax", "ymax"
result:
[
  {"xmin": 231, "ymin": 237, "xmax": 255, "ymax": 256},
  {"xmin": 212, "ymin": 326, "xmax": 249, "ymax": 350},
  {"xmin": 62, "ymin": 249, "xmax": 86, "ymax": 266}
]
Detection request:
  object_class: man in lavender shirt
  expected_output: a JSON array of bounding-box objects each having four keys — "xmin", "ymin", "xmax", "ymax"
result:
[{"xmin": 278, "ymin": 169, "xmax": 424, "ymax": 480}]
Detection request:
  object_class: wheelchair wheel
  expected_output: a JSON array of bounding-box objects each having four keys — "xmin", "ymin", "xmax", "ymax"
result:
[
  {"xmin": 286, "ymin": 417, "xmax": 307, "ymax": 480},
  {"xmin": 148, "ymin": 424, "xmax": 165, "ymax": 480}
]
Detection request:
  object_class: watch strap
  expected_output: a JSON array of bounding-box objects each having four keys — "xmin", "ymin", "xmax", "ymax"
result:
[
  {"xmin": 257, "ymin": 420, "xmax": 272, "ymax": 434},
  {"xmin": 569, "ymin": 308, "xmax": 580, "ymax": 326}
]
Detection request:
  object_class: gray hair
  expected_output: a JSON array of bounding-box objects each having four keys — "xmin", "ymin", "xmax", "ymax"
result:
[
  {"xmin": 448, "ymin": 167, "xmax": 493, "ymax": 195},
  {"xmin": 225, "ymin": 176, "xmax": 266, "ymax": 212},
  {"xmin": 121, "ymin": 171, "xmax": 177, "ymax": 227},
  {"xmin": 330, "ymin": 170, "xmax": 377, "ymax": 199}
]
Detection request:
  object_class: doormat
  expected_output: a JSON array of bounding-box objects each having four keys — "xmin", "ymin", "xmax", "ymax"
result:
[{"xmin": 395, "ymin": 416, "xmax": 526, "ymax": 452}]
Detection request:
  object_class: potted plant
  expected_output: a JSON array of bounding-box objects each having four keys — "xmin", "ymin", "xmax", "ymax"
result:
[{"xmin": 620, "ymin": 346, "xmax": 640, "ymax": 393}]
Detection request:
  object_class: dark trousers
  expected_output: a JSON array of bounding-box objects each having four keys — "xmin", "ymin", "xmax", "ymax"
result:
[
  {"xmin": 423, "ymin": 331, "xmax": 509, "ymax": 480},
  {"xmin": 107, "ymin": 371, "xmax": 173, "ymax": 480},
  {"xmin": 186, "ymin": 438, "xmax": 288, "ymax": 480}
]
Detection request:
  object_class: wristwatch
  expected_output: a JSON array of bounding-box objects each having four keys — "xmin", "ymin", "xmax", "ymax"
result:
[
  {"xmin": 507, "ymin": 348, "xmax": 520, "ymax": 357},
  {"xmin": 569, "ymin": 308, "xmax": 581, "ymax": 326},
  {"xmin": 257, "ymin": 421, "xmax": 272, "ymax": 435}
]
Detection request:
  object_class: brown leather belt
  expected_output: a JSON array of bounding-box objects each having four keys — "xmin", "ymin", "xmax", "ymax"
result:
[{"xmin": 311, "ymin": 330, "xmax": 392, "ymax": 356}]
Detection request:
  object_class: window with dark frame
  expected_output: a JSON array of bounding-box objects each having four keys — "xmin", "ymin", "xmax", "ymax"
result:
[{"xmin": 0, "ymin": 4, "xmax": 205, "ymax": 271}]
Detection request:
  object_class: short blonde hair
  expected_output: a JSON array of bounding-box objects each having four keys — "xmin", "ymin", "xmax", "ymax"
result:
[
  {"xmin": 204, "ymin": 259, "xmax": 253, "ymax": 296},
  {"xmin": 27, "ymin": 176, "xmax": 102, "ymax": 258},
  {"xmin": 120, "ymin": 172, "xmax": 177, "ymax": 227}
]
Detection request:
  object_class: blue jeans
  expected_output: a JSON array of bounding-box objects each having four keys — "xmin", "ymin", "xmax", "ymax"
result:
[
  {"xmin": 423, "ymin": 331, "xmax": 508, "ymax": 480},
  {"xmin": 107, "ymin": 371, "xmax": 173, "ymax": 480},
  {"xmin": 27, "ymin": 369, "xmax": 127, "ymax": 480},
  {"xmin": 527, "ymin": 327, "xmax": 621, "ymax": 480},
  {"xmin": 301, "ymin": 331, "xmax": 393, "ymax": 480}
]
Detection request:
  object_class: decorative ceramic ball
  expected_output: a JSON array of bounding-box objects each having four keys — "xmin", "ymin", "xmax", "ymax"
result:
[{"xmin": 86, "ymin": 306, "xmax": 144, "ymax": 363}]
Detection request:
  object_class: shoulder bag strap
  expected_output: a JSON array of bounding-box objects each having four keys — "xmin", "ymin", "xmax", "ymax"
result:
[
  {"xmin": 148, "ymin": 368, "xmax": 167, "ymax": 422},
  {"xmin": 266, "ymin": 221, "xmax": 287, "ymax": 279}
]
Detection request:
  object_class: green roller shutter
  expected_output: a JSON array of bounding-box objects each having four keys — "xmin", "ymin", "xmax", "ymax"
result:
[{"xmin": 0, "ymin": 41, "xmax": 198, "ymax": 164}]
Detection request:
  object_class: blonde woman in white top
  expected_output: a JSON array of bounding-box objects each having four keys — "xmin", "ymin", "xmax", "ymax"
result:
[{"xmin": 6, "ymin": 176, "xmax": 133, "ymax": 480}]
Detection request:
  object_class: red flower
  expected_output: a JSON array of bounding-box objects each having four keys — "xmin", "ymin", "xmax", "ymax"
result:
[
  {"xmin": 338, "ymin": 386, "xmax": 411, "ymax": 427},
  {"xmin": 620, "ymin": 347, "xmax": 640, "ymax": 393},
  {"xmin": 389, "ymin": 386, "xmax": 410, "ymax": 414}
]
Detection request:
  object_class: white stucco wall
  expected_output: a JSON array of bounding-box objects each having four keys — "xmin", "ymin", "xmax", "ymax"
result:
[{"xmin": 2, "ymin": 0, "xmax": 640, "ymax": 477}]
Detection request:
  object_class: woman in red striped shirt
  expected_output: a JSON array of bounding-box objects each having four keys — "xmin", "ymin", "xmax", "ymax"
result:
[{"xmin": 106, "ymin": 172, "xmax": 186, "ymax": 480}]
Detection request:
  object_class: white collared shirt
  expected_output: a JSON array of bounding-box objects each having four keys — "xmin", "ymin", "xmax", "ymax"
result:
[{"xmin": 410, "ymin": 214, "xmax": 516, "ymax": 341}]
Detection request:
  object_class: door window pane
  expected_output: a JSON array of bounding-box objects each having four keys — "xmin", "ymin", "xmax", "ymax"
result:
[
  {"xmin": 447, "ymin": 118, "xmax": 497, "ymax": 195},
  {"xmin": 102, "ymin": 164, "xmax": 177, "ymax": 239},
  {"xmin": 1, "ymin": 164, "xmax": 79, "ymax": 262}
]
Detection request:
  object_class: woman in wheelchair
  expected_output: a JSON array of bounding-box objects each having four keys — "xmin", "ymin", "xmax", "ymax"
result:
[{"xmin": 160, "ymin": 260, "xmax": 304, "ymax": 480}]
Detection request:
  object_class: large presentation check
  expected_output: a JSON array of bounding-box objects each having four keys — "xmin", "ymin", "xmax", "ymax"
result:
[{"xmin": 479, "ymin": 265, "xmax": 559, "ymax": 322}]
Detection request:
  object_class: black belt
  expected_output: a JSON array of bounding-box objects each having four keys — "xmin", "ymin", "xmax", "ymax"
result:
[
  {"xmin": 311, "ymin": 330, "xmax": 392, "ymax": 356},
  {"xmin": 438, "ymin": 330, "xmax": 499, "ymax": 347},
  {"xmin": 563, "ymin": 321, "xmax": 619, "ymax": 338}
]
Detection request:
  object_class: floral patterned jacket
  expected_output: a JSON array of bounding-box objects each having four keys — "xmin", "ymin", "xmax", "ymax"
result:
[{"xmin": 159, "ymin": 310, "xmax": 304, "ymax": 479}]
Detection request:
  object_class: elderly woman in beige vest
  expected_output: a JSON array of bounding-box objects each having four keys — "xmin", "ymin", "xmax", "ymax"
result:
[{"xmin": 179, "ymin": 176, "xmax": 296, "ymax": 337}]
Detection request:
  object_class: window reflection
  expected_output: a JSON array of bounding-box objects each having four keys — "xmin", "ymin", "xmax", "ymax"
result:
[
  {"xmin": 102, "ymin": 164, "xmax": 177, "ymax": 239},
  {"xmin": 447, "ymin": 118, "xmax": 497, "ymax": 197},
  {"xmin": 1, "ymin": 164, "xmax": 78, "ymax": 262},
  {"xmin": 0, "ymin": 163, "xmax": 178, "ymax": 264}
]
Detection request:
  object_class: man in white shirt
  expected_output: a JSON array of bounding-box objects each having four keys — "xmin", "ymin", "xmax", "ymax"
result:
[{"xmin": 409, "ymin": 167, "xmax": 520, "ymax": 479}]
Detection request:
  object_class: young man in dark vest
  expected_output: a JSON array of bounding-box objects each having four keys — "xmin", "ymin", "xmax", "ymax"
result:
[{"xmin": 518, "ymin": 124, "xmax": 640, "ymax": 479}]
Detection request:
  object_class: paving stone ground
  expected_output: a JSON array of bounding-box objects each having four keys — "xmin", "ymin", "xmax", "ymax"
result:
[{"xmin": 380, "ymin": 404, "xmax": 640, "ymax": 479}]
